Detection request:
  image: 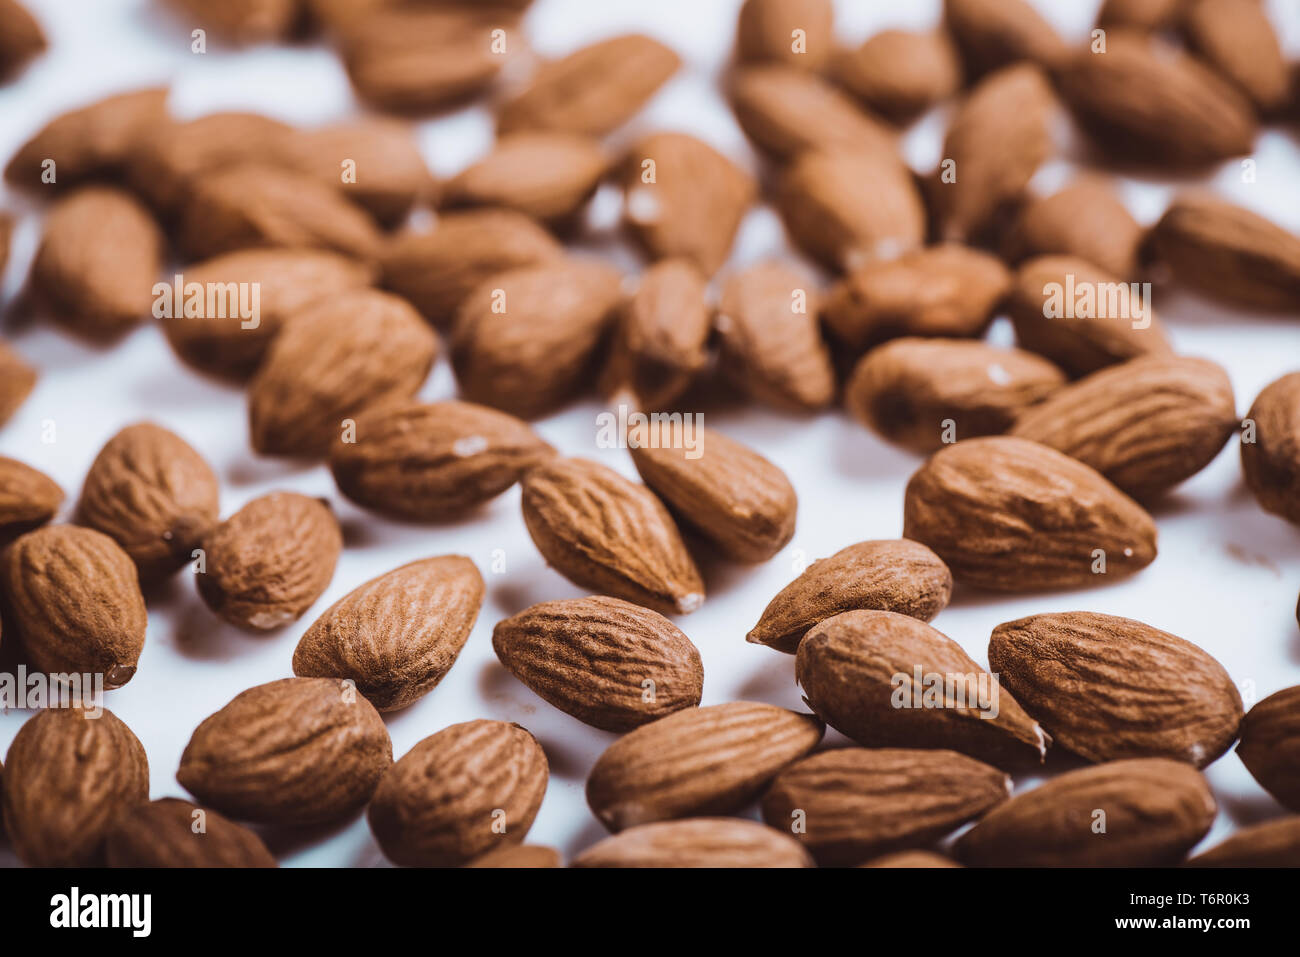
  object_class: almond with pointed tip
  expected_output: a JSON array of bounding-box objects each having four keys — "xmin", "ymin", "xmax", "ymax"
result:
[
  {"xmin": 105, "ymin": 798, "xmax": 276, "ymax": 868},
  {"xmin": 573, "ymin": 818, "xmax": 814, "ymax": 868},
  {"xmin": 0, "ymin": 0, "xmax": 44, "ymax": 77},
  {"xmin": 1186, "ymin": 817, "xmax": 1300, "ymax": 867},
  {"xmin": 943, "ymin": 0, "xmax": 1068, "ymax": 79},
  {"xmin": 833, "ymin": 30, "xmax": 961, "ymax": 122},
  {"xmin": 1182, "ymin": 0, "xmax": 1288, "ymax": 114},
  {"xmin": 1236, "ymin": 685, "xmax": 1300, "ymax": 812},
  {"xmin": 0, "ymin": 456, "xmax": 62, "ymax": 535},
  {"xmin": 1240, "ymin": 374, "xmax": 1300, "ymax": 525},
  {"xmin": 1003, "ymin": 178, "xmax": 1144, "ymax": 279},
  {"xmin": 736, "ymin": 0, "xmax": 834, "ymax": 71}
]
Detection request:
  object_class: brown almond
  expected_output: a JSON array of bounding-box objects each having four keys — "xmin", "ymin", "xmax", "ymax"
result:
[
  {"xmin": 1183, "ymin": 0, "xmax": 1288, "ymax": 113},
  {"xmin": 1187, "ymin": 817, "xmax": 1300, "ymax": 867},
  {"xmin": 292, "ymin": 555, "xmax": 485, "ymax": 712},
  {"xmin": 736, "ymin": 0, "xmax": 834, "ymax": 72},
  {"xmin": 178, "ymin": 677, "xmax": 392, "ymax": 826},
  {"xmin": 761, "ymin": 748, "xmax": 1011, "ymax": 866},
  {"xmin": 368, "ymin": 720, "xmax": 548, "ymax": 867},
  {"xmin": 1097, "ymin": 0, "xmax": 1186, "ymax": 30},
  {"xmin": 846, "ymin": 338, "xmax": 1066, "ymax": 454},
  {"xmin": 249, "ymin": 289, "xmax": 436, "ymax": 458},
  {"xmin": 1010, "ymin": 355, "xmax": 1237, "ymax": 500},
  {"xmin": 833, "ymin": 29, "xmax": 962, "ymax": 122},
  {"xmin": 586, "ymin": 702, "xmax": 824, "ymax": 831},
  {"xmin": 943, "ymin": 0, "xmax": 1068, "ymax": 79},
  {"xmin": 989, "ymin": 612, "xmax": 1243, "ymax": 767},
  {"xmin": 0, "ymin": 342, "xmax": 34, "ymax": 426},
  {"xmin": 465, "ymin": 844, "xmax": 562, "ymax": 869},
  {"xmin": 1236, "ymin": 685, "xmax": 1300, "ymax": 812},
  {"xmin": 196, "ymin": 491, "xmax": 342, "ymax": 631},
  {"xmin": 163, "ymin": 0, "xmax": 301, "ymax": 42},
  {"xmin": 0, "ymin": 455, "xmax": 63, "ymax": 535},
  {"xmin": 903, "ymin": 436, "xmax": 1158, "ymax": 591},
  {"xmin": 860, "ymin": 850, "xmax": 963, "ymax": 868},
  {"xmin": 520, "ymin": 457, "xmax": 704, "ymax": 616},
  {"xmin": 1003, "ymin": 178, "xmax": 1144, "ymax": 279},
  {"xmin": 955, "ymin": 758, "xmax": 1217, "ymax": 866},
  {"xmin": 572, "ymin": 818, "xmax": 814, "ymax": 868},
  {"xmin": 105, "ymin": 798, "xmax": 276, "ymax": 868},
  {"xmin": 0, "ymin": 210, "xmax": 10, "ymax": 274},
  {"xmin": 0, "ymin": 0, "xmax": 44, "ymax": 78},
  {"xmin": 2, "ymin": 707, "xmax": 148, "ymax": 867},
  {"xmin": 2, "ymin": 525, "xmax": 146, "ymax": 686},
  {"xmin": 1240, "ymin": 373, "xmax": 1300, "ymax": 524}
]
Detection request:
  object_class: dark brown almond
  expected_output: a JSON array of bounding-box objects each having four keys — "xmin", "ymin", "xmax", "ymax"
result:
[
  {"xmin": 0, "ymin": 456, "xmax": 62, "ymax": 535},
  {"xmin": 1183, "ymin": 0, "xmax": 1288, "ymax": 113},
  {"xmin": 944, "ymin": 0, "xmax": 1068, "ymax": 79},
  {"xmin": 860, "ymin": 850, "xmax": 963, "ymax": 868},
  {"xmin": 1240, "ymin": 373, "xmax": 1300, "ymax": 524},
  {"xmin": 105, "ymin": 798, "xmax": 277, "ymax": 868},
  {"xmin": 465, "ymin": 844, "xmax": 562, "ymax": 868},
  {"xmin": 572, "ymin": 818, "xmax": 814, "ymax": 868},
  {"xmin": 1003, "ymin": 178, "xmax": 1144, "ymax": 279},
  {"xmin": 736, "ymin": 0, "xmax": 834, "ymax": 72},
  {"xmin": 833, "ymin": 30, "xmax": 962, "ymax": 122},
  {"xmin": 1186, "ymin": 817, "xmax": 1300, "ymax": 867},
  {"xmin": 1236, "ymin": 685, "xmax": 1300, "ymax": 812},
  {"xmin": 0, "ymin": 0, "xmax": 44, "ymax": 78},
  {"xmin": 163, "ymin": 0, "xmax": 301, "ymax": 42},
  {"xmin": 1097, "ymin": 0, "xmax": 1186, "ymax": 30},
  {"xmin": 0, "ymin": 342, "xmax": 34, "ymax": 426}
]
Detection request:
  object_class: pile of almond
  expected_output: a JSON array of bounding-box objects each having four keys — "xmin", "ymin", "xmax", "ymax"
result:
[{"xmin": 1, "ymin": 0, "xmax": 1299, "ymax": 869}]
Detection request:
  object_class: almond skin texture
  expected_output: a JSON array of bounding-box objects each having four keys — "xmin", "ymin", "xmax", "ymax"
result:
[
  {"xmin": 197, "ymin": 492, "xmax": 342, "ymax": 632},
  {"xmin": 1011, "ymin": 355, "xmax": 1237, "ymax": 500},
  {"xmin": 499, "ymin": 34, "xmax": 680, "ymax": 136},
  {"xmin": 943, "ymin": 0, "xmax": 1067, "ymax": 79},
  {"xmin": 292, "ymin": 555, "xmax": 485, "ymax": 712},
  {"xmin": 736, "ymin": 0, "xmax": 834, "ymax": 72},
  {"xmin": 33, "ymin": 186, "xmax": 164, "ymax": 342},
  {"xmin": 847, "ymin": 339, "xmax": 1066, "ymax": 454},
  {"xmin": 368, "ymin": 720, "xmax": 548, "ymax": 867},
  {"xmin": 77, "ymin": 423, "xmax": 220, "ymax": 581},
  {"xmin": 520, "ymin": 457, "xmax": 704, "ymax": 616},
  {"xmin": 1187, "ymin": 817, "xmax": 1300, "ymax": 867},
  {"xmin": 796, "ymin": 610, "xmax": 1048, "ymax": 769},
  {"xmin": 2, "ymin": 525, "xmax": 146, "ymax": 687},
  {"xmin": 492, "ymin": 596, "xmax": 704, "ymax": 732},
  {"xmin": 329, "ymin": 400, "xmax": 554, "ymax": 522},
  {"xmin": 1240, "ymin": 373, "xmax": 1300, "ymax": 525},
  {"xmin": 989, "ymin": 612, "xmax": 1243, "ymax": 768},
  {"xmin": 572, "ymin": 818, "xmax": 814, "ymax": 868},
  {"xmin": 833, "ymin": 30, "xmax": 961, "ymax": 122},
  {"xmin": 451, "ymin": 260, "xmax": 623, "ymax": 419},
  {"xmin": 0, "ymin": 342, "xmax": 34, "ymax": 426},
  {"xmin": 955, "ymin": 758, "xmax": 1217, "ymax": 866},
  {"xmin": 1003, "ymin": 178, "xmax": 1144, "ymax": 279},
  {"xmin": 748, "ymin": 540, "xmax": 953, "ymax": 654},
  {"xmin": 586, "ymin": 702, "xmax": 824, "ymax": 831},
  {"xmin": 105, "ymin": 798, "xmax": 277, "ymax": 868},
  {"xmin": 1183, "ymin": 0, "xmax": 1288, "ymax": 113},
  {"xmin": 465, "ymin": 844, "xmax": 562, "ymax": 869},
  {"xmin": 0, "ymin": 456, "xmax": 63, "ymax": 536},
  {"xmin": 0, "ymin": 0, "xmax": 45, "ymax": 77},
  {"xmin": 630, "ymin": 423, "xmax": 796, "ymax": 563},
  {"xmin": 249, "ymin": 289, "xmax": 436, "ymax": 458},
  {"xmin": 2, "ymin": 707, "xmax": 148, "ymax": 867},
  {"xmin": 903, "ymin": 436, "xmax": 1158, "ymax": 591},
  {"xmin": 1236, "ymin": 685, "xmax": 1300, "ymax": 812},
  {"xmin": 761, "ymin": 748, "xmax": 1011, "ymax": 866}
]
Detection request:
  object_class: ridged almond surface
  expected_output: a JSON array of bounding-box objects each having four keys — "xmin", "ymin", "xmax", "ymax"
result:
[
  {"xmin": 860, "ymin": 850, "xmax": 963, "ymax": 868},
  {"xmin": 465, "ymin": 844, "xmax": 562, "ymax": 869},
  {"xmin": 1240, "ymin": 373, "xmax": 1300, "ymax": 524},
  {"xmin": 1187, "ymin": 817, "xmax": 1300, "ymax": 867},
  {"xmin": 1003, "ymin": 178, "xmax": 1144, "ymax": 279},
  {"xmin": 1236, "ymin": 685, "xmax": 1300, "ymax": 812},
  {"xmin": 163, "ymin": 0, "xmax": 300, "ymax": 41},
  {"xmin": 736, "ymin": 0, "xmax": 834, "ymax": 71},
  {"xmin": 748, "ymin": 540, "xmax": 953, "ymax": 654},
  {"xmin": 492, "ymin": 596, "xmax": 704, "ymax": 732},
  {"xmin": 955, "ymin": 758, "xmax": 1217, "ymax": 866},
  {"xmin": 105, "ymin": 798, "xmax": 276, "ymax": 868},
  {"xmin": 0, "ymin": 456, "xmax": 63, "ymax": 535},
  {"xmin": 903, "ymin": 436, "xmax": 1158, "ymax": 591},
  {"xmin": 572, "ymin": 818, "xmax": 814, "ymax": 868},
  {"xmin": 293, "ymin": 555, "xmax": 485, "ymax": 712},
  {"xmin": 196, "ymin": 491, "xmax": 341, "ymax": 631},
  {"xmin": 943, "ymin": 0, "xmax": 1067, "ymax": 78},
  {"xmin": 1183, "ymin": 0, "xmax": 1288, "ymax": 113},
  {"xmin": 1010, "ymin": 355, "xmax": 1237, "ymax": 500},
  {"xmin": 0, "ymin": 0, "xmax": 44, "ymax": 77},
  {"xmin": 761, "ymin": 747, "xmax": 1011, "ymax": 866},
  {"xmin": 1097, "ymin": 0, "xmax": 1186, "ymax": 30},
  {"xmin": 586, "ymin": 702, "xmax": 824, "ymax": 831},
  {"xmin": 990, "ymin": 612, "xmax": 1243, "ymax": 767},
  {"xmin": 833, "ymin": 30, "xmax": 961, "ymax": 122},
  {"xmin": 520, "ymin": 457, "xmax": 704, "ymax": 616},
  {"xmin": 0, "ymin": 342, "xmax": 35, "ymax": 426},
  {"xmin": 368, "ymin": 720, "xmax": 548, "ymax": 867}
]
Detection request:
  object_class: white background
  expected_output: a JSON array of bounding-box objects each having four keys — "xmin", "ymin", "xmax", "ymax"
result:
[{"xmin": 2, "ymin": 0, "xmax": 1300, "ymax": 866}]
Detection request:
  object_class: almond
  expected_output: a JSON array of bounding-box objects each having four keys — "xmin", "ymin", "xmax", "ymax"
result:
[
  {"xmin": 0, "ymin": 0, "xmax": 44, "ymax": 78},
  {"xmin": 196, "ymin": 491, "xmax": 341, "ymax": 631},
  {"xmin": 178, "ymin": 677, "xmax": 392, "ymax": 826},
  {"xmin": 989, "ymin": 612, "xmax": 1243, "ymax": 767},
  {"xmin": 1097, "ymin": 0, "xmax": 1186, "ymax": 30},
  {"xmin": 1, "ymin": 707, "xmax": 148, "ymax": 867},
  {"xmin": 846, "ymin": 338, "xmax": 1065, "ymax": 454},
  {"xmin": 903, "ymin": 436, "xmax": 1158, "ymax": 591},
  {"xmin": 1240, "ymin": 373, "xmax": 1300, "ymax": 525},
  {"xmin": 249, "ymin": 289, "xmax": 436, "ymax": 458},
  {"xmin": 0, "ymin": 456, "xmax": 63, "ymax": 536},
  {"xmin": 0, "ymin": 342, "xmax": 33, "ymax": 426},
  {"xmin": 860, "ymin": 850, "xmax": 963, "ymax": 868},
  {"xmin": 0, "ymin": 210, "xmax": 10, "ymax": 274},
  {"xmin": 833, "ymin": 30, "xmax": 962, "ymax": 122},
  {"xmin": 2, "ymin": 525, "xmax": 146, "ymax": 687},
  {"xmin": 520, "ymin": 457, "xmax": 704, "ymax": 616},
  {"xmin": 32, "ymin": 186, "xmax": 164, "ymax": 342},
  {"xmin": 105, "ymin": 798, "xmax": 277, "ymax": 868},
  {"xmin": 162, "ymin": 0, "xmax": 301, "ymax": 42},
  {"xmin": 1010, "ymin": 355, "xmax": 1237, "ymax": 500},
  {"xmin": 1182, "ymin": 0, "xmax": 1288, "ymax": 113},
  {"xmin": 499, "ymin": 34, "xmax": 680, "ymax": 136},
  {"xmin": 1236, "ymin": 685, "xmax": 1300, "ymax": 812},
  {"xmin": 761, "ymin": 748, "xmax": 1011, "ymax": 866},
  {"xmin": 329, "ymin": 400, "xmax": 554, "ymax": 521},
  {"xmin": 292, "ymin": 555, "xmax": 485, "ymax": 712},
  {"xmin": 1187, "ymin": 817, "xmax": 1300, "ymax": 867},
  {"xmin": 748, "ymin": 539, "xmax": 953, "ymax": 654},
  {"xmin": 572, "ymin": 818, "xmax": 814, "ymax": 868},
  {"xmin": 368, "ymin": 720, "xmax": 548, "ymax": 867},
  {"xmin": 736, "ymin": 0, "xmax": 834, "ymax": 72},
  {"xmin": 451, "ymin": 259, "xmax": 623, "ymax": 419},
  {"xmin": 586, "ymin": 702, "xmax": 824, "ymax": 831},
  {"xmin": 955, "ymin": 758, "xmax": 1217, "ymax": 866},
  {"xmin": 1002, "ymin": 178, "xmax": 1144, "ymax": 279},
  {"xmin": 943, "ymin": 0, "xmax": 1068, "ymax": 79},
  {"xmin": 465, "ymin": 844, "xmax": 562, "ymax": 869}
]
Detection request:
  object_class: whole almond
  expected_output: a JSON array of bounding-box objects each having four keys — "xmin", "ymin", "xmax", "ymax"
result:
[
  {"xmin": 1097, "ymin": 0, "xmax": 1186, "ymax": 30},
  {"xmin": 748, "ymin": 539, "xmax": 953, "ymax": 654},
  {"xmin": 368, "ymin": 720, "xmax": 548, "ymax": 867},
  {"xmin": 903, "ymin": 436, "xmax": 1157, "ymax": 590},
  {"xmin": 77, "ymin": 422, "xmax": 219, "ymax": 580},
  {"xmin": 572, "ymin": 818, "xmax": 814, "ymax": 868},
  {"xmin": 1182, "ymin": 0, "xmax": 1288, "ymax": 113},
  {"xmin": 465, "ymin": 844, "xmax": 562, "ymax": 869},
  {"xmin": 1240, "ymin": 373, "xmax": 1300, "ymax": 524},
  {"xmin": 990, "ymin": 612, "xmax": 1243, "ymax": 767},
  {"xmin": 0, "ymin": 342, "xmax": 35, "ymax": 426},
  {"xmin": 761, "ymin": 748, "xmax": 1011, "ymax": 866},
  {"xmin": 1187, "ymin": 817, "xmax": 1300, "ymax": 867},
  {"xmin": 1010, "ymin": 355, "xmax": 1237, "ymax": 500},
  {"xmin": 329, "ymin": 400, "xmax": 554, "ymax": 521},
  {"xmin": 451, "ymin": 259, "xmax": 623, "ymax": 419},
  {"xmin": 196, "ymin": 491, "xmax": 341, "ymax": 631},
  {"xmin": 1236, "ymin": 685, "xmax": 1300, "ymax": 811},
  {"xmin": 2, "ymin": 525, "xmax": 146, "ymax": 686},
  {"xmin": 520, "ymin": 457, "xmax": 704, "ymax": 616},
  {"xmin": 847, "ymin": 338, "xmax": 1066, "ymax": 454},
  {"xmin": 955, "ymin": 758, "xmax": 1217, "ymax": 866},
  {"xmin": 292, "ymin": 555, "xmax": 485, "ymax": 712},
  {"xmin": 833, "ymin": 30, "xmax": 961, "ymax": 122},
  {"xmin": 1, "ymin": 707, "xmax": 148, "ymax": 867},
  {"xmin": 163, "ymin": 0, "xmax": 300, "ymax": 42},
  {"xmin": 105, "ymin": 798, "xmax": 276, "ymax": 868},
  {"xmin": 586, "ymin": 702, "xmax": 824, "ymax": 831},
  {"xmin": 1003, "ymin": 178, "xmax": 1144, "ymax": 279},
  {"xmin": 0, "ymin": 456, "xmax": 63, "ymax": 535},
  {"xmin": 178, "ymin": 677, "xmax": 392, "ymax": 826},
  {"xmin": 249, "ymin": 289, "xmax": 436, "ymax": 458},
  {"xmin": 736, "ymin": 0, "xmax": 833, "ymax": 71},
  {"xmin": 32, "ymin": 186, "xmax": 164, "ymax": 342},
  {"xmin": 0, "ymin": 0, "xmax": 44, "ymax": 77},
  {"xmin": 943, "ymin": 0, "xmax": 1068, "ymax": 79},
  {"xmin": 860, "ymin": 850, "xmax": 963, "ymax": 868}
]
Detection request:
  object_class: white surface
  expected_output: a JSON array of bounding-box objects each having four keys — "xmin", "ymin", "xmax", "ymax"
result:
[{"xmin": 2, "ymin": 0, "xmax": 1300, "ymax": 866}]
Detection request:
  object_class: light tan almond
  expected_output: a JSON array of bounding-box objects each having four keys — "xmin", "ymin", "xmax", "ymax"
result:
[
  {"xmin": 736, "ymin": 0, "xmax": 834, "ymax": 71},
  {"xmin": 1187, "ymin": 817, "xmax": 1300, "ymax": 867},
  {"xmin": 833, "ymin": 29, "xmax": 962, "ymax": 122},
  {"xmin": 1183, "ymin": 0, "xmax": 1288, "ymax": 113},
  {"xmin": 105, "ymin": 798, "xmax": 276, "ymax": 868},
  {"xmin": 943, "ymin": 0, "xmax": 1068, "ymax": 79},
  {"xmin": 0, "ymin": 456, "xmax": 63, "ymax": 535},
  {"xmin": 0, "ymin": 342, "xmax": 35, "ymax": 426},
  {"xmin": 465, "ymin": 844, "xmax": 562, "ymax": 869},
  {"xmin": 1241, "ymin": 373, "xmax": 1300, "ymax": 525},
  {"xmin": 860, "ymin": 850, "xmax": 963, "ymax": 868},
  {"xmin": 1236, "ymin": 685, "xmax": 1300, "ymax": 812},
  {"xmin": 1003, "ymin": 178, "xmax": 1144, "ymax": 279},
  {"xmin": 572, "ymin": 818, "xmax": 814, "ymax": 868}
]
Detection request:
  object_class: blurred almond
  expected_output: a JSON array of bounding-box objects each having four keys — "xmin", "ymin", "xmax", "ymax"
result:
[
  {"xmin": 1241, "ymin": 373, "xmax": 1300, "ymax": 525},
  {"xmin": 0, "ymin": 0, "xmax": 44, "ymax": 77},
  {"xmin": 1236, "ymin": 685, "xmax": 1300, "ymax": 812},
  {"xmin": 0, "ymin": 456, "xmax": 62, "ymax": 536},
  {"xmin": 1097, "ymin": 0, "xmax": 1186, "ymax": 29},
  {"xmin": 736, "ymin": 0, "xmax": 834, "ymax": 71},
  {"xmin": 1003, "ymin": 178, "xmax": 1143, "ymax": 279},
  {"xmin": 1182, "ymin": 0, "xmax": 1288, "ymax": 113},
  {"xmin": 833, "ymin": 29, "xmax": 961, "ymax": 122},
  {"xmin": 943, "ymin": 0, "xmax": 1067, "ymax": 79},
  {"xmin": 105, "ymin": 798, "xmax": 276, "ymax": 868},
  {"xmin": 162, "ymin": 0, "xmax": 301, "ymax": 41},
  {"xmin": 573, "ymin": 818, "xmax": 814, "ymax": 868},
  {"xmin": 0, "ymin": 343, "xmax": 36, "ymax": 426}
]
